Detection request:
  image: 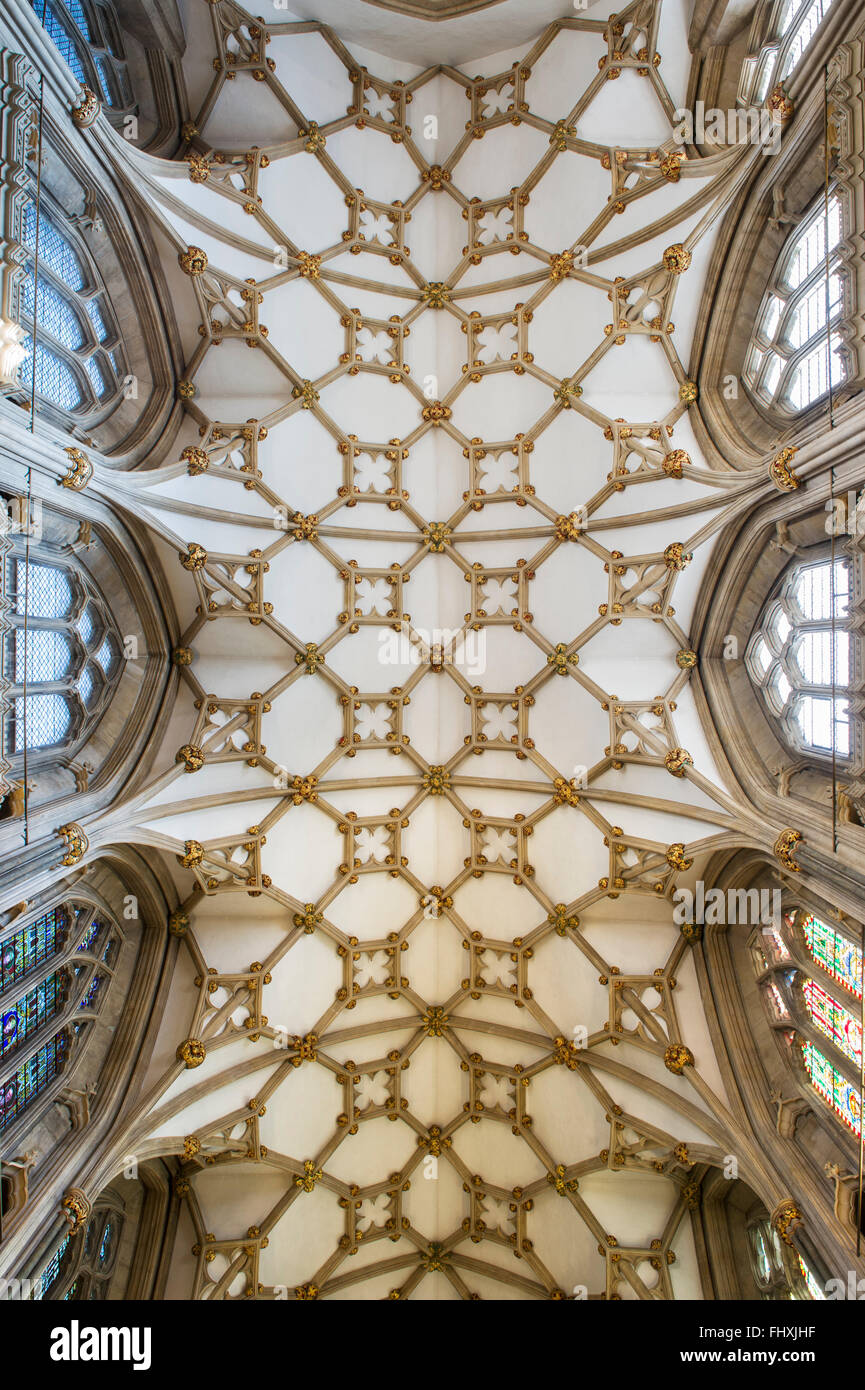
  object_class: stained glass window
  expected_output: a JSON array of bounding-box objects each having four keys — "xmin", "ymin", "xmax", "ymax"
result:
[
  {"xmin": 99, "ymin": 1221, "xmax": 114, "ymax": 1264},
  {"xmin": 802, "ymin": 913, "xmax": 862, "ymax": 997},
  {"xmin": 804, "ymin": 978, "xmax": 861, "ymax": 1066},
  {"xmin": 77, "ymin": 918, "xmax": 102, "ymax": 954},
  {"xmin": 746, "ymin": 557, "xmax": 853, "ymax": 759},
  {"xmin": 1, "ymin": 908, "xmax": 67, "ymax": 994},
  {"xmin": 0, "ymin": 1032, "xmax": 67, "ymax": 1133},
  {"xmin": 744, "ymin": 190, "xmax": 849, "ymax": 414},
  {"xmin": 796, "ymin": 1254, "xmax": 826, "ymax": 1300},
  {"xmin": 1, "ymin": 972, "xmax": 62, "ymax": 1057},
  {"xmin": 32, "ymin": 1235, "xmax": 71, "ymax": 1300},
  {"xmin": 78, "ymin": 974, "xmax": 102, "ymax": 1012},
  {"xmin": 802, "ymin": 1040, "xmax": 861, "ymax": 1134},
  {"xmin": 0, "ymin": 902, "xmax": 123, "ymax": 1140}
]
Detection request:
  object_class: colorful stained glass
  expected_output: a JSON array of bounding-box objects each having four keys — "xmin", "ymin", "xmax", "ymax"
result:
[
  {"xmin": 99, "ymin": 1221, "xmax": 114, "ymax": 1265},
  {"xmin": 1, "ymin": 972, "xmax": 61, "ymax": 1056},
  {"xmin": 765, "ymin": 981, "xmax": 788, "ymax": 1019},
  {"xmin": 803, "ymin": 1040, "xmax": 861, "ymax": 1134},
  {"xmin": 0, "ymin": 1032, "xmax": 67, "ymax": 1133},
  {"xmin": 796, "ymin": 1254, "xmax": 826, "ymax": 1300},
  {"xmin": 804, "ymin": 978, "xmax": 861, "ymax": 1065},
  {"xmin": 1, "ymin": 908, "xmax": 66, "ymax": 994},
  {"xmin": 78, "ymin": 974, "xmax": 102, "ymax": 1011},
  {"xmin": 802, "ymin": 912, "xmax": 862, "ymax": 997},
  {"xmin": 763, "ymin": 924, "xmax": 791, "ymax": 960},
  {"xmin": 32, "ymin": 1235, "xmax": 70, "ymax": 1300},
  {"xmin": 77, "ymin": 917, "xmax": 102, "ymax": 953}
]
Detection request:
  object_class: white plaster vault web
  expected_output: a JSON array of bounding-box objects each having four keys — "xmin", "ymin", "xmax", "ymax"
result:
[{"xmin": 88, "ymin": 0, "xmax": 799, "ymax": 1298}]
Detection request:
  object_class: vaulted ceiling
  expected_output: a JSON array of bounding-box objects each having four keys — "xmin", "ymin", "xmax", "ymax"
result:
[{"xmin": 86, "ymin": 0, "xmax": 799, "ymax": 1298}]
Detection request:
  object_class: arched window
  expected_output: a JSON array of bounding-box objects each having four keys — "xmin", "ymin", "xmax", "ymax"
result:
[
  {"xmin": 0, "ymin": 898, "xmax": 118, "ymax": 1136},
  {"xmin": 16, "ymin": 190, "xmax": 127, "ymax": 419},
  {"xmin": 2, "ymin": 543, "xmax": 123, "ymax": 762},
  {"xmin": 32, "ymin": 1198, "xmax": 123, "ymax": 1300},
  {"xmin": 754, "ymin": 903, "xmax": 863, "ymax": 1137},
  {"xmin": 744, "ymin": 190, "xmax": 849, "ymax": 414},
  {"xmin": 778, "ymin": 0, "xmax": 836, "ymax": 79},
  {"xmin": 745, "ymin": 551, "xmax": 853, "ymax": 759},
  {"xmin": 740, "ymin": 0, "xmax": 838, "ymax": 105},
  {"xmin": 29, "ymin": 0, "xmax": 135, "ymax": 113}
]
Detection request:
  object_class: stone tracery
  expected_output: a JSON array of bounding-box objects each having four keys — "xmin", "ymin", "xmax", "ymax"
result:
[{"xmin": 1, "ymin": 0, "xmax": 863, "ymax": 1304}]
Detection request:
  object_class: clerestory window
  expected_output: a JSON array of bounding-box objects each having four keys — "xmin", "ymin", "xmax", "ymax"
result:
[
  {"xmin": 746, "ymin": 554, "xmax": 853, "ymax": 760},
  {"xmin": 744, "ymin": 190, "xmax": 849, "ymax": 414}
]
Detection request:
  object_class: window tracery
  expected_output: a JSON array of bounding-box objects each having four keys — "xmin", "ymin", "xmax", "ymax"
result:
[
  {"xmin": 16, "ymin": 188, "xmax": 127, "ymax": 419},
  {"xmin": 745, "ymin": 552, "xmax": 854, "ymax": 760},
  {"xmin": 740, "ymin": 0, "xmax": 839, "ymax": 106},
  {"xmin": 1, "ymin": 541, "xmax": 123, "ymax": 765},
  {"xmin": 0, "ymin": 898, "xmax": 119, "ymax": 1136},
  {"xmin": 32, "ymin": 1198, "xmax": 123, "ymax": 1300},
  {"xmin": 754, "ymin": 903, "xmax": 863, "ymax": 1136},
  {"xmin": 29, "ymin": 0, "xmax": 134, "ymax": 113},
  {"xmin": 743, "ymin": 189, "xmax": 850, "ymax": 414}
]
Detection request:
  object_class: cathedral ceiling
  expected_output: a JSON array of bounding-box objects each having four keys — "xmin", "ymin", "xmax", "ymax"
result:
[{"xmin": 78, "ymin": 0, "xmax": 804, "ymax": 1298}]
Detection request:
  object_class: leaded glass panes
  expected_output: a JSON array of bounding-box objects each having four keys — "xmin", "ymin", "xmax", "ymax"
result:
[
  {"xmin": 781, "ymin": 0, "xmax": 836, "ymax": 77},
  {"xmin": 1, "ymin": 973, "xmax": 62, "ymax": 1056},
  {"xmin": 20, "ymin": 272, "xmax": 86, "ymax": 351},
  {"xmin": 78, "ymin": 974, "xmax": 102, "ymax": 1011},
  {"xmin": 802, "ymin": 913, "xmax": 862, "ymax": 996},
  {"xmin": 86, "ymin": 298, "xmax": 107, "ymax": 341},
  {"xmin": 10, "ymin": 628, "xmax": 72, "ymax": 684},
  {"xmin": 19, "ymin": 339, "xmax": 83, "ymax": 412},
  {"xmin": 29, "ymin": 0, "xmax": 134, "ymax": 113},
  {"xmin": 18, "ymin": 194, "xmax": 123, "ymax": 415},
  {"xmin": 32, "ymin": 1235, "xmax": 71, "ymax": 1300},
  {"xmin": 746, "ymin": 557, "xmax": 853, "ymax": 758},
  {"xmin": 21, "ymin": 203, "xmax": 85, "ymax": 292},
  {"xmin": 796, "ymin": 1255, "xmax": 826, "ymax": 1300},
  {"xmin": 13, "ymin": 693, "xmax": 71, "ymax": 750},
  {"xmin": 802, "ymin": 1040, "xmax": 860, "ymax": 1134},
  {"xmin": 95, "ymin": 635, "xmax": 116, "ymax": 674},
  {"xmin": 0, "ymin": 1032, "xmax": 66, "ymax": 1133},
  {"xmin": 744, "ymin": 190, "xmax": 849, "ymax": 413},
  {"xmin": 77, "ymin": 918, "xmax": 102, "ymax": 954},
  {"xmin": 804, "ymin": 978, "xmax": 861, "ymax": 1065},
  {"xmin": 0, "ymin": 908, "xmax": 66, "ymax": 994},
  {"xmin": 3, "ymin": 557, "xmax": 123, "ymax": 757},
  {"xmin": 10, "ymin": 559, "xmax": 71, "ymax": 620}
]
